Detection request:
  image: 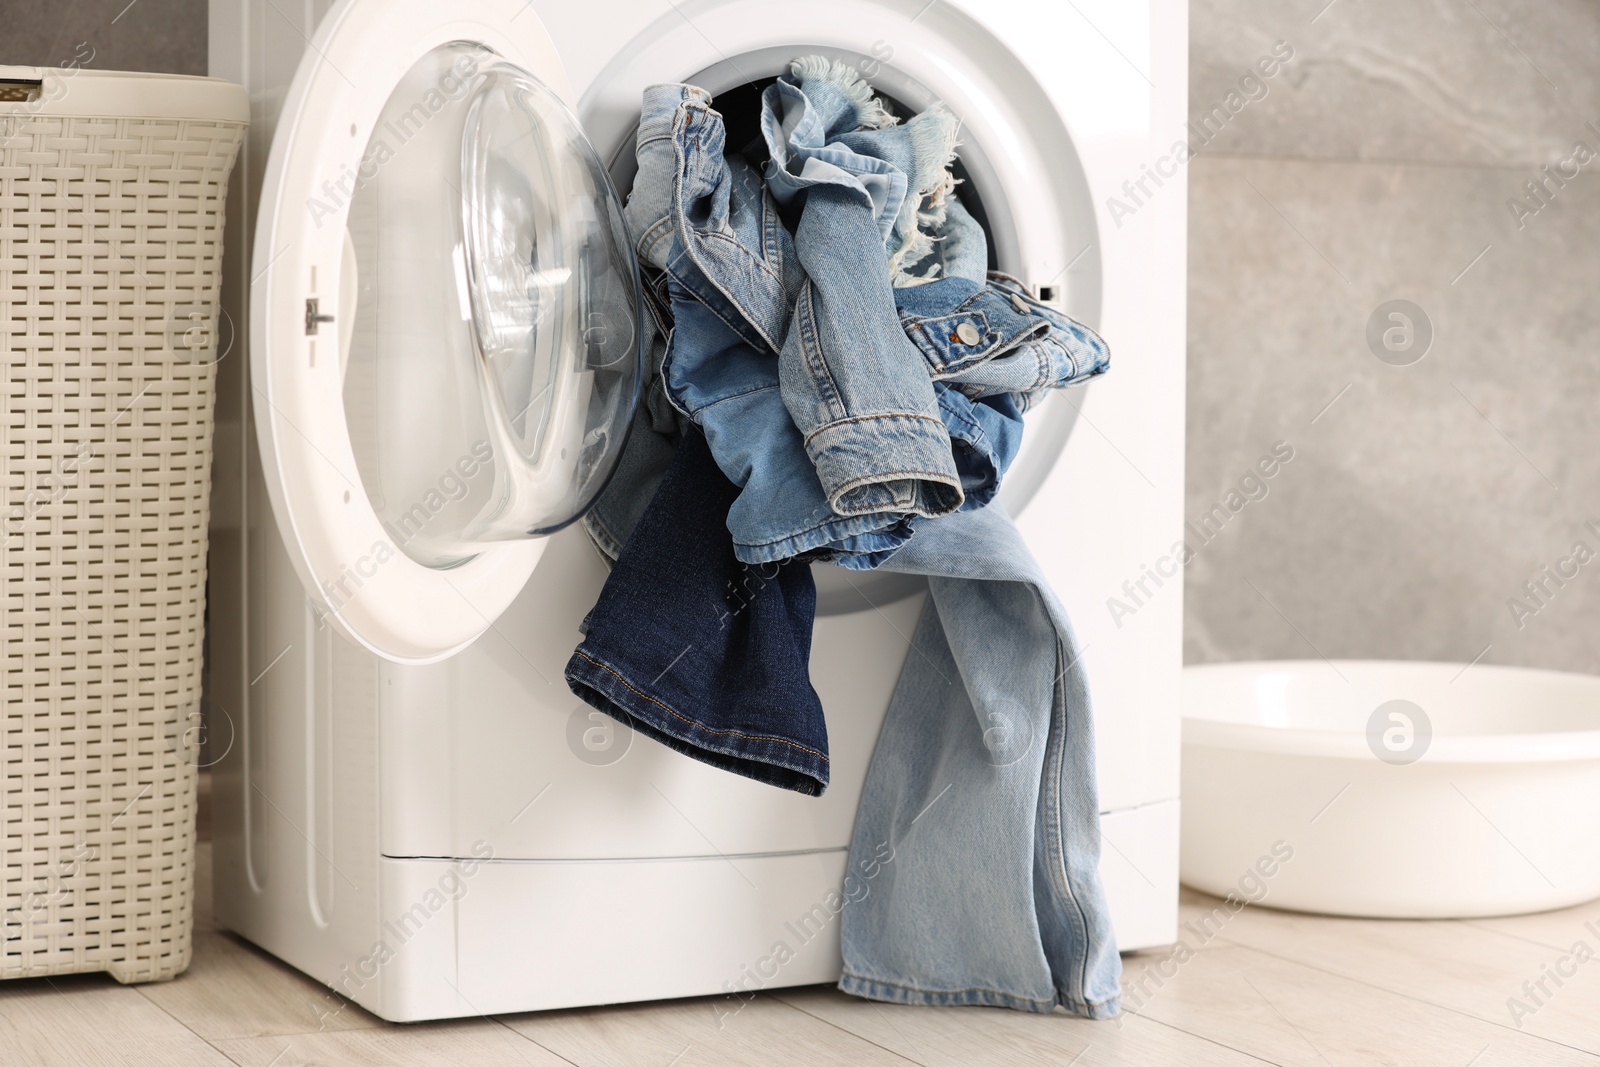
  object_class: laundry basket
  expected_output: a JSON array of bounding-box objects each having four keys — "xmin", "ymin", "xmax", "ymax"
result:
[{"xmin": 0, "ymin": 66, "xmax": 246, "ymax": 983}]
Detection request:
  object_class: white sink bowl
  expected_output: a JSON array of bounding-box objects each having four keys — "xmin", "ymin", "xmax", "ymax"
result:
[{"xmin": 1182, "ymin": 660, "xmax": 1600, "ymax": 918}]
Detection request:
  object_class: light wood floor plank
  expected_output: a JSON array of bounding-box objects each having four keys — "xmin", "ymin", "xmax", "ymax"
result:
[
  {"xmin": 500, "ymin": 991, "xmax": 924, "ymax": 1066},
  {"xmin": 1124, "ymin": 941, "xmax": 1599, "ymax": 1066},
  {"xmin": 1463, "ymin": 898, "xmax": 1600, "ymax": 955},
  {"xmin": 1189, "ymin": 890, "xmax": 1600, "ymax": 1056},
  {"xmin": 774, "ymin": 984, "xmax": 1278, "ymax": 1066},
  {"xmin": 0, "ymin": 973, "xmax": 233, "ymax": 1066},
  {"xmin": 1166, "ymin": 887, "xmax": 1268, "ymax": 952},
  {"xmin": 212, "ymin": 1020, "xmax": 569, "ymax": 1066},
  {"xmin": 135, "ymin": 929, "xmax": 383, "ymax": 1041}
]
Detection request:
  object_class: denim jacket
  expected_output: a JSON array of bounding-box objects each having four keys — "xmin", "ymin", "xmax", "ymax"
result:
[
  {"xmin": 648, "ymin": 77, "xmax": 964, "ymax": 529},
  {"xmin": 614, "ymin": 66, "xmax": 1107, "ymax": 567}
]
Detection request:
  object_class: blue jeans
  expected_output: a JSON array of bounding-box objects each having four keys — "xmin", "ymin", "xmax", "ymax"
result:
[
  {"xmin": 567, "ymin": 427, "xmax": 830, "ymax": 794},
  {"xmin": 838, "ymin": 502, "xmax": 1122, "ymax": 1018},
  {"xmin": 575, "ymin": 59, "xmax": 1122, "ymax": 1015}
]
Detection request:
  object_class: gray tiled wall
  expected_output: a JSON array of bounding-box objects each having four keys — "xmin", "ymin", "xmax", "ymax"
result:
[
  {"xmin": 0, "ymin": 0, "xmax": 206, "ymax": 75},
  {"xmin": 1185, "ymin": 0, "xmax": 1600, "ymax": 671}
]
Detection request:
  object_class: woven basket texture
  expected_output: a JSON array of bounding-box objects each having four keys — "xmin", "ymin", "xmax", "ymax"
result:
[{"xmin": 1, "ymin": 107, "xmax": 243, "ymax": 983}]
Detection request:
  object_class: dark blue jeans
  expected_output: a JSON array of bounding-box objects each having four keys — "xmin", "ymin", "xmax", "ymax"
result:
[{"xmin": 565, "ymin": 428, "xmax": 830, "ymax": 794}]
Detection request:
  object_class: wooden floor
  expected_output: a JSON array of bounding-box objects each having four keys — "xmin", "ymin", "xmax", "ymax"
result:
[{"xmin": 3, "ymin": 833, "xmax": 1598, "ymax": 1065}]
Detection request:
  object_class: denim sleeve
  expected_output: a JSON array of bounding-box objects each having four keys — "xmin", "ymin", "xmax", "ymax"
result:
[
  {"xmin": 895, "ymin": 273, "xmax": 1112, "ymax": 411},
  {"xmin": 780, "ymin": 183, "xmax": 962, "ymax": 518}
]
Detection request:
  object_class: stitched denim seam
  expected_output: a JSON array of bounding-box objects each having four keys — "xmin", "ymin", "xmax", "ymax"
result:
[
  {"xmin": 906, "ymin": 311, "xmax": 995, "ymax": 344},
  {"xmin": 902, "ymin": 313, "xmax": 1054, "ymax": 374},
  {"xmin": 1040, "ymin": 335, "xmax": 1066, "ymax": 389},
  {"xmin": 902, "ymin": 318, "xmax": 977, "ymax": 373},
  {"xmin": 980, "ymin": 273, "xmax": 1110, "ymax": 353},
  {"xmin": 571, "ymin": 650, "xmax": 831, "ymax": 763},
  {"xmin": 838, "ymin": 973, "xmax": 1057, "ymax": 1010},
  {"xmin": 697, "ymin": 229, "xmax": 786, "ymax": 285},
  {"xmin": 990, "ymin": 280, "xmax": 1066, "ymax": 327},
  {"xmin": 828, "ymin": 474, "xmax": 962, "ymax": 516},
  {"xmin": 1041, "ymin": 625, "xmax": 1095, "ymax": 1009},
  {"xmin": 582, "ymin": 512, "xmax": 623, "ymax": 562},
  {"xmin": 803, "ymin": 411, "xmax": 945, "ymax": 446},
  {"xmin": 939, "ymin": 395, "xmax": 982, "ymax": 440},
  {"xmin": 732, "ymin": 511, "xmax": 904, "ymax": 551},
  {"xmin": 665, "ymin": 275, "xmax": 775, "ymax": 360},
  {"xmin": 760, "ymin": 188, "xmax": 785, "ymax": 274},
  {"xmin": 676, "ymin": 106, "xmax": 789, "ymax": 353},
  {"xmin": 832, "ymin": 467, "xmax": 962, "ymax": 487},
  {"xmin": 982, "ymin": 325, "xmax": 1053, "ymax": 367},
  {"xmin": 677, "ymin": 234, "xmax": 787, "ymax": 355},
  {"xmin": 839, "ymin": 972, "xmax": 1122, "ymax": 1015},
  {"xmin": 794, "ymin": 282, "xmax": 847, "ymax": 422},
  {"xmin": 680, "ymin": 380, "xmax": 780, "ymax": 414},
  {"xmin": 952, "ymin": 289, "xmax": 989, "ymax": 314},
  {"xmin": 636, "ymin": 217, "xmax": 674, "ymax": 264}
]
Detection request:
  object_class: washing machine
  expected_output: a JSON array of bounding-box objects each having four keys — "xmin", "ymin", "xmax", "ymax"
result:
[{"xmin": 205, "ymin": 0, "xmax": 1186, "ymax": 1022}]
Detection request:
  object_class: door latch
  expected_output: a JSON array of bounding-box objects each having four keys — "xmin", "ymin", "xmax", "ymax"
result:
[{"xmin": 304, "ymin": 298, "xmax": 336, "ymax": 336}]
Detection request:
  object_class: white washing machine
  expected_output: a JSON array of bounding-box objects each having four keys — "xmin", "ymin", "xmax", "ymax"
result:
[{"xmin": 206, "ymin": 0, "xmax": 1186, "ymax": 1022}]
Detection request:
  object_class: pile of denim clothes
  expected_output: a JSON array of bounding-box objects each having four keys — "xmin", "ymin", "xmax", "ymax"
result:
[{"xmin": 566, "ymin": 58, "xmax": 1122, "ymax": 1019}]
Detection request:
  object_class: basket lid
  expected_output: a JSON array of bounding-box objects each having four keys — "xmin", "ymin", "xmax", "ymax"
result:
[{"xmin": 0, "ymin": 64, "xmax": 247, "ymax": 123}]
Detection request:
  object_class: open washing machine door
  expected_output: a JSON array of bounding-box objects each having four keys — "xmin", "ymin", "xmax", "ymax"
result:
[{"xmin": 250, "ymin": 1, "xmax": 642, "ymax": 664}]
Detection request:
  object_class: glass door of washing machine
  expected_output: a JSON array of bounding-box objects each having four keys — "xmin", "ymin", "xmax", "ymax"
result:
[{"xmin": 251, "ymin": 37, "xmax": 641, "ymax": 664}]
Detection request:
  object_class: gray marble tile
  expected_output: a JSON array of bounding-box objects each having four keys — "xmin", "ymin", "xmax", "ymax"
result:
[
  {"xmin": 1184, "ymin": 154, "xmax": 1600, "ymax": 671},
  {"xmin": 0, "ymin": 0, "xmax": 206, "ymax": 76},
  {"xmin": 1191, "ymin": 0, "xmax": 1600, "ymax": 165}
]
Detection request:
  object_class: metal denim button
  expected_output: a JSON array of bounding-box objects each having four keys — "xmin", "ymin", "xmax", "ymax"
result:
[
  {"xmin": 1010, "ymin": 293, "xmax": 1029, "ymax": 314},
  {"xmin": 955, "ymin": 321, "xmax": 981, "ymax": 345}
]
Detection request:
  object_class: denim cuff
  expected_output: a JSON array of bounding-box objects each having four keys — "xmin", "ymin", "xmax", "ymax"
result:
[
  {"xmin": 837, "ymin": 972, "xmax": 1123, "ymax": 1020},
  {"xmin": 804, "ymin": 412, "xmax": 963, "ymax": 517},
  {"xmin": 567, "ymin": 649, "xmax": 829, "ymax": 796},
  {"xmin": 732, "ymin": 507, "xmax": 913, "ymax": 568}
]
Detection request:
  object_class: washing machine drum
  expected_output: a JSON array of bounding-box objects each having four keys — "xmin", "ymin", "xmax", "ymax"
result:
[{"xmin": 252, "ymin": 34, "xmax": 641, "ymax": 663}]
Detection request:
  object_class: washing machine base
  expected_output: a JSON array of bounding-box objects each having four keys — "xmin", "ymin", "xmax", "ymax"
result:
[{"xmin": 222, "ymin": 800, "xmax": 1177, "ymax": 1024}]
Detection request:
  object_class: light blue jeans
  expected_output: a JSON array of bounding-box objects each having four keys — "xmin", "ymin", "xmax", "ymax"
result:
[{"xmin": 839, "ymin": 502, "xmax": 1122, "ymax": 1018}]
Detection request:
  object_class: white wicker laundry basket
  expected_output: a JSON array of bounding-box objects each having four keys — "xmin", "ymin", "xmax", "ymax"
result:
[{"xmin": 0, "ymin": 65, "xmax": 246, "ymax": 983}]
